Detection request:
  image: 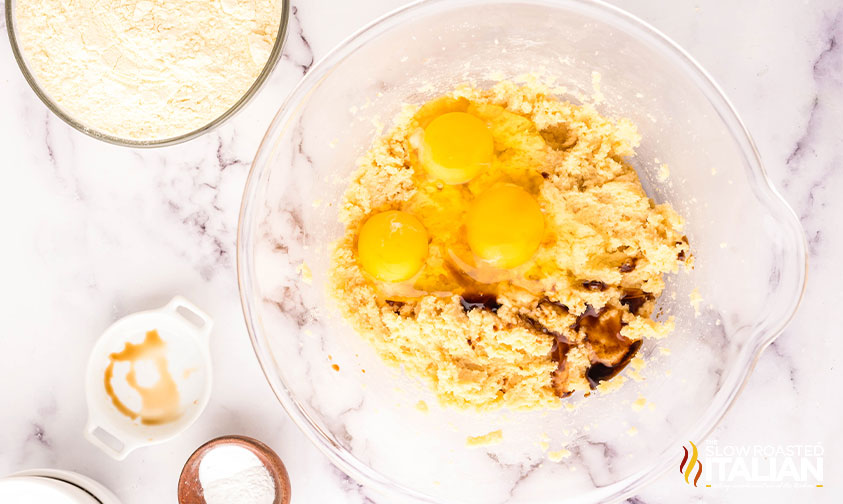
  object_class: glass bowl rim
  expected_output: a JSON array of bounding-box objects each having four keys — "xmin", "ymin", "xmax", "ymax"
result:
[
  {"xmin": 4, "ymin": 0, "xmax": 291, "ymax": 148},
  {"xmin": 237, "ymin": 0, "xmax": 808, "ymax": 502}
]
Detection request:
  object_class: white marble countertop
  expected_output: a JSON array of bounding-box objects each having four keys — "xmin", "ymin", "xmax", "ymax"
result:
[{"xmin": 0, "ymin": 0, "xmax": 839, "ymax": 502}]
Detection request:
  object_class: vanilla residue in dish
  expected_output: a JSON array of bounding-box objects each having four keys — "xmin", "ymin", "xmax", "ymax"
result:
[
  {"xmin": 104, "ymin": 329, "xmax": 182, "ymax": 426},
  {"xmin": 14, "ymin": 0, "xmax": 284, "ymax": 141}
]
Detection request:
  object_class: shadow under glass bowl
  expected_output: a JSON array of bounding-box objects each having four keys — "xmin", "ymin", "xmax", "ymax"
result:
[
  {"xmin": 4, "ymin": 0, "xmax": 290, "ymax": 148},
  {"xmin": 237, "ymin": 1, "xmax": 807, "ymax": 502}
]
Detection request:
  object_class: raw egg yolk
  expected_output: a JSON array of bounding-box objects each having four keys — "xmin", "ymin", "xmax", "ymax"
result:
[
  {"xmin": 466, "ymin": 184, "xmax": 544, "ymax": 268},
  {"xmin": 421, "ymin": 112, "xmax": 494, "ymax": 185},
  {"xmin": 357, "ymin": 210, "xmax": 429, "ymax": 282}
]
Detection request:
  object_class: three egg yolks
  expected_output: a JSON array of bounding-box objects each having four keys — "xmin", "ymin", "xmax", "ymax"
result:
[
  {"xmin": 357, "ymin": 210, "xmax": 429, "ymax": 282},
  {"xmin": 357, "ymin": 112, "xmax": 545, "ymax": 282},
  {"xmin": 420, "ymin": 112, "xmax": 494, "ymax": 185}
]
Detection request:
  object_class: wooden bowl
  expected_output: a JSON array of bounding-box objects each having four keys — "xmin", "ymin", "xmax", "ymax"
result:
[{"xmin": 178, "ymin": 435, "xmax": 291, "ymax": 504}]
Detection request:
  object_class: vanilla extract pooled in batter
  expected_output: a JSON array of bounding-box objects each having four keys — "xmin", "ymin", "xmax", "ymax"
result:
[
  {"xmin": 577, "ymin": 307, "xmax": 640, "ymax": 384},
  {"xmin": 586, "ymin": 340, "xmax": 643, "ymax": 389},
  {"xmin": 547, "ymin": 304, "xmax": 643, "ymax": 395},
  {"xmin": 620, "ymin": 288, "xmax": 655, "ymax": 316},
  {"xmin": 459, "ymin": 293, "xmax": 502, "ymax": 313}
]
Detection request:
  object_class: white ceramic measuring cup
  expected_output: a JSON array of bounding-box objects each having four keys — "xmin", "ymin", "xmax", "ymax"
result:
[
  {"xmin": 85, "ymin": 296, "xmax": 213, "ymax": 460},
  {"xmin": 0, "ymin": 476, "xmax": 99, "ymax": 503},
  {"xmin": 2, "ymin": 469, "xmax": 121, "ymax": 504}
]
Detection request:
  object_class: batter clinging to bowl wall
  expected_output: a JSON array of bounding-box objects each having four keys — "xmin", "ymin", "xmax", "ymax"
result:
[{"xmin": 330, "ymin": 80, "xmax": 691, "ymax": 410}]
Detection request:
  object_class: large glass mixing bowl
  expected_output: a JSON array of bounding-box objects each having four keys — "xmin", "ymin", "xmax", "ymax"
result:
[{"xmin": 237, "ymin": 1, "xmax": 807, "ymax": 502}]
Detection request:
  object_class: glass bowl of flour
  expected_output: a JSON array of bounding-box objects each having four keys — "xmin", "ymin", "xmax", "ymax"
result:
[{"xmin": 5, "ymin": 0, "xmax": 289, "ymax": 146}]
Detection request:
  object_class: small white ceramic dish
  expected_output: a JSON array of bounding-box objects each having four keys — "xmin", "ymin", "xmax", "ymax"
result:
[{"xmin": 85, "ymin": 296, "xmax": 213, "ymax": 460}]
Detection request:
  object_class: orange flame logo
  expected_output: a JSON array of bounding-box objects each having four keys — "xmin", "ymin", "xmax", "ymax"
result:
[{"xmin": 679, "ymin": 441, "xmax": 703, "ymax": 487}]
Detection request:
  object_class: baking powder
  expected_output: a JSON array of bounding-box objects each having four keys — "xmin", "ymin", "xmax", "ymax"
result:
[
  {"xmin": 198, "ymin": 444, "xmax": 275, "ymax": 504},
  {"xmin": 14, "ymin": 0, "xmax": 284, "ymax": 141}
]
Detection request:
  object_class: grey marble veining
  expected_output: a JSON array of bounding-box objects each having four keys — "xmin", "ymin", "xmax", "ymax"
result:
[{"xmin": 0, "ymin": 0, "xmax": 840, "ymax": 503}]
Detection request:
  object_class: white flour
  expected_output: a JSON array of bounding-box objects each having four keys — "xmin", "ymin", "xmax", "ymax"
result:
[
  {"xmin": 15, "ymin": 0, "xmax": 284, "ymax": 141},
  {"xmin": 198, "ymin": 444, "xmax": 276, "ymax": 504}
]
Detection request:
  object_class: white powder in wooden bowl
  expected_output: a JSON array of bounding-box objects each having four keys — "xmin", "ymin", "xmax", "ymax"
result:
[
  {"xmin": 199, "ymin": 444, "xmax": 276, "ymax": 504},
  {"xmin": 14, "ymin": 0, "xmax": 285, "ymax": 141}
]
